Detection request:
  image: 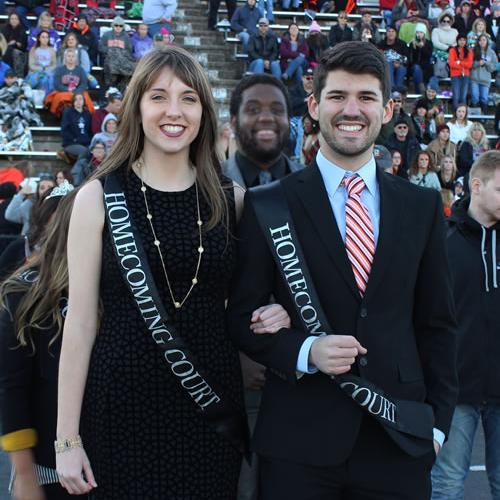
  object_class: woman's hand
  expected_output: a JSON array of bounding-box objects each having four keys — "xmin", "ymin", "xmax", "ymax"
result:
[
  {"xmin": 56, "ymin": 446, "xmax": 97, "ymax": 495},
  {"xmin": 13, "ymin": 469, "xmax": 45, "ymax": 500},
  {"xmin": 250, "ymin": 304, "xmax": 291, "ymax": 334}
]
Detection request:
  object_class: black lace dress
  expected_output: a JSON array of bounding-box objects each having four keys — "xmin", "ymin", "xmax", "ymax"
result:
[{"xmin": 81, "ymin": 168, "xmax": 244, "ymax": 499}]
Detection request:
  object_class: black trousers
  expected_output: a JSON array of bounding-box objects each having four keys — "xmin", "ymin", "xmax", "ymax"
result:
[
  {"xmin": 259, "ymin": 417, "xmax": 435, "ymax": 500},
  {"xmin": 207, "ymin": 0, "xmax": 236, "ymax": 29}
]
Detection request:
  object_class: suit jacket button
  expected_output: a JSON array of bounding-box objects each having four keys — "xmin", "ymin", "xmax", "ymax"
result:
[
  {"xmin": 359, "ymin": 356, "xmax": 368, "ymax": 367},
  {"xmin": 360, "ymin": 308, "xmax": 368, "ymax": 318}
]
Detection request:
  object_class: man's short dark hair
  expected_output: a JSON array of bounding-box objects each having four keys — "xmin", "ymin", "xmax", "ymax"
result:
[
  {"xmin": 229, "ymin": 74, "xmax": 291, "ymax": 118},
  {"xmin": 313, "ymin": 41, "xmax": 391, "ymax": 104}
]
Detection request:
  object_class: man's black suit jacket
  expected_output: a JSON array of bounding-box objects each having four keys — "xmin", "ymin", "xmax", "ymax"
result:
[{"xmin": 227, "ymin": 163, "xmax": 458, "ymax": 467}]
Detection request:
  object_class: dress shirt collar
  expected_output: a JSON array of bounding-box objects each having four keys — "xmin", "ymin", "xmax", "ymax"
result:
[{"xmin": 315, "ymin": 149, "xmax": 378, "ymax": 197}]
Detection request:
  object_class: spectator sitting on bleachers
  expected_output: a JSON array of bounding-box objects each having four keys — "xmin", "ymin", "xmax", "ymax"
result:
[
  {"xmin": 300, "ymin": 111, "xmax": 320, "ymax": 166},
  {"xmin": 307, "ymin": 21, "xmax": 328, "ymax": 64},
  {"xmin": 427, "ymin": 0, "xmax": 453, "ymax": 28},
  {"xmin": 91, "ymin": 87, "xmax": 122, "ymax": 134},
  {"xmin": 384, "ymin": 117, "xmax": 422, "ymax": 178},
  {"xmin": 456, "ymin": 121, "xmax": 490, "ymax": 176},
  {"xmin": 45, "ymin": 48, "xmax": 95, "ymax": 118},
  {"xmin": 359, "ymin": 23, "xmax": 378, "ymax": 43},
  {"xmin": 446, "ymin": 103, "xmax": 473, "ymax": 143},
  {"xmin": 131, "ymin": 23, "xmax": 154, "ymax": 58},
  {"xmin": 280, "ymin": 23, "xmax": 309, "ymax": 81},
  {"xmin": 71, "ymin": 139, "xmax": 107, "ymax": 186},
  {"xmin": 14, "ymin": 0, "xmax": 46, "ymax": 29},
  {"xmin": 453, "ymin": 0, "xmax": 477, "ymax": 35},
  {"xmin": 432, "ymin": 12, "xmax": 458, "ymax": 78},
  {"xmin": 55, "ymin": 168, "xmax": 74, "ymax": 186},
  {"xmin": 0, "ymin": 69, "xmax": 42, "ymax": 152},
  {"xmin": 26, "ymin": 30, "xmax": 56, "ymax": 95},
  {"xmin": 470, "ymin": 34, "xmax": 497, "ymax": 112},
  {"xmin": 407, "ymin": 22, "xmax": 433, "ymax": 92},
  {"xmin": 288, "ymin": 66, "xmax": 313, "ymax": 157},
  {"xmin": 437, "ymin": 154, "xmax": 458, "ymax": 189},
  {"xmin": 247, "ymin": 17, "xmax": 281, "ymax": 79},
  {"xmin": 408, "ymin": 150, "xmax": 442, "ymax": 190},
  {"xmin": 90, "ymin": 112, "xmax": 118, "ymax": 151},
  {"xmin": 411, "ymin": 99, "xmax": 437, "ymax": 144},
  {"xmin": 320, "ymin": 0, "xmax": 336, "ymax": 13},
  {"xmin": 281, "ymin": 0, "xmax": 300, "ymax": 12},
  {"xmin": 57, "ymin": 33, "xmax": 98, "ymax": 89},
  {"xmin": 392, "ymin": 0, "xmax": 426, "ymax": 25},
  {"xmin": 99, "ymin": 16, "xmax": 136, "ymax": 92},
  {"xmin": 328, "ymin": 11, "xmax": 353, "ymax": 47},
  {"xmin": 381, "ymin": 0, "xmax": 398, "ymax": 28},
  {"xmin": 419, "ymin": 81, "xmax": 444, "ymax": 119},
  {"xmin": 353, "ymin": 11, "xmax": 382, "ymax": 44},
  {"xmin": 27, "ymin": 11, "xmax": 61, "ymax": 51},
  {"xmin": 68, "ymin": 14, "xmax": 98, "ymax": 65},
  {"xmin": 426, "ymin": 123, "xmax": 457, "ymax": 165},
  {"xmin": 467, "ymin": 17, "xmax": 490, "ymax": 47},
  {"xmin": 230, "ymin": 0, "xmax": 261, "ymax": 54},
  {"xmin": 142, "ymin": 0, "xmax": 176, "ymax": 37},
  {"xmin": 378, "ymin": 25, "xmax": 410, "ymax": 91},
  {"xmin": 1, "ymin": 12, "xmax": 27, "ymax": 77},
  {"xmin": 59, "ymin": 92, "xmax": 92, "ymax": 163},
  {"xmin": 0, "ymin": 182, "xmax": 22, "ymax": 237},
  {"xmin": 378, "ymin": 90, "xmax": 416, "ymax": 142},
  {"xmin": 389, "ymin": 149, "xmax": 403, "ymax": 175},
  {"xmin": 485, "ymin": 4, "xmax": 500, "ymax": 44}
]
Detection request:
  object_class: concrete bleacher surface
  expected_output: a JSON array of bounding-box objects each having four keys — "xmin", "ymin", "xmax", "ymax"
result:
[{"xmin": 0, "ymin": 0, "xmax": 498, "ymax": 170}]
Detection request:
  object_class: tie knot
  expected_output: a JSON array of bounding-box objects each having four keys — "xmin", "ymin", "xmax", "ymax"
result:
[{"xmin": 343, "ymin": 174, "xmax": 366, "ymax": 196}]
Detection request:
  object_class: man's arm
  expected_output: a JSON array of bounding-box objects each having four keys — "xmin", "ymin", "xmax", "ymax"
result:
[
  {"xmin": 227, "ymin": 192, "xmax": 310, "ymax": 382},
  {"xmin": 413, "ymin": 189, "xmax": 458, "ymax": 437}
]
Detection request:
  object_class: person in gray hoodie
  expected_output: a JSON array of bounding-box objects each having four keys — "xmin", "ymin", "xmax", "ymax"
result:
[
  {"xmin": 89, "ymin": 113, "xmax": 117, "ymax": 153},
  {"xmin": 470, "ymin": 34, "xmax": 498, "ymax": 112}
]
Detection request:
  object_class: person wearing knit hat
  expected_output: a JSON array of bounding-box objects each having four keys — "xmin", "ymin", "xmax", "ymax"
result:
[
  {"xmin": 409, "ymin": 20, "xmax": 434, "ymax": 93},
  {"xmin": 307, "ymin": 20, "xmax": 329, "ymax": 64},
  {"xmin": 426, "ymin": 122, "xmax": 457, "ymax": 166},
  {"xmin": 309, "ymin": 20, "xmax": 321, "ymax": 32}
]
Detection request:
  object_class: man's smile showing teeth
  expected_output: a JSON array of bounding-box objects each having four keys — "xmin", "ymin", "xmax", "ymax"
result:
[
  {"xmin": 255, "ymin": 130, "xmax": 277, "ymax": 140},
  {"xmin": 337, "ymin": 124, "xmax": 363, "ymax": 132}
]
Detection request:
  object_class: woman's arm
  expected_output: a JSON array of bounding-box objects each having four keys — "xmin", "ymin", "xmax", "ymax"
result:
[
  {"xmin": 28, "ymin": 48, "xmax": 42, "ymax": 72},
  {"xmin": 4, "ymin": 193, "xmax": 31, "ymax": 226},
  {"xmin": 56, "ymin": 179, "xmax": 104, "ymax": 495}
]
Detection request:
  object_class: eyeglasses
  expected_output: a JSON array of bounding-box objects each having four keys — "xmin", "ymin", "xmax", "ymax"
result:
[
  {"xmin": 441, "ymin": 19, "xmax": 451, "ymax": 24},
  {"xmin": 114, "ymin": 24, "xmax": 124, "ymax": 27},
  {"xmin": 338, "ymin": 16, "xmax": 347, "ymax": 19},
  {"xmin": 396, "ymin": 125, "xmax": 408, "ymax": 129},
  {"xmin": 304, "ymin": 76, "xmax": 314, "ymax": 80},
  {"xmin": 259, "ymin": 22, "xmax": 268, "ymax": 26},
  {"xmin": 393, "ymin": 99, "xmax": 402, "ymax": 103}
]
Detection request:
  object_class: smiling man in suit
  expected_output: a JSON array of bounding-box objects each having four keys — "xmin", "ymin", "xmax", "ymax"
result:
[{"xmin": 227, "ymin": 41, "xmax": 458, "ymax": 500}]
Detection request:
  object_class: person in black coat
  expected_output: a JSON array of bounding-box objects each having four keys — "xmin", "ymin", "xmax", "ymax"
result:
[
  {"xmin": 328, "ymin": 11, "xmax": 353, "ymax": 46},
  {"xmin": 0, "ymin": 190, "xmax": 76, "ymax": 500},
  {"xmin": 431, "ymin": 151, "xmax": 500, "ymax": 500},
  {"xmin": 248, "ymin": 18, "xmax": 281, "ymax": 79},
  {"xmin": 453, "ymin": 0, "xmax": 477, "ymax": 36},
  {"xmin": 60, "ymin": 93, "xmax": 92, "ymax": 160},
  {"xmin": 1, "ymin": 12, "xmax": 28, "ymax": 76}
]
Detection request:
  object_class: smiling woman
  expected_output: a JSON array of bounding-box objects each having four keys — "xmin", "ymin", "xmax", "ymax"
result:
[{"xmin": 54, "ymin": 46, "xmax": 291, "ymax": 499}]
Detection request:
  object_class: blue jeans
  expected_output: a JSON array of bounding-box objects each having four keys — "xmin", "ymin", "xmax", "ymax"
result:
[
  {"xmin": 258, "ymin": 0, "xmax": 274, "ymax": 21},
  {"xmin": 282, "ymin": 0, "xmax": 300, "ymax": 8},
  {"xmin": 249, "ymin": 58, "xmax": 281, "ymax": 79},
  {"xmin": 431, "ymin": 403, "xmax": 500, "ymax": 500},
  {"xmin": 283, "ymin": 53, "xmax": 305, "ymax": 81},
  {"xmin": 388, "ymin": 61, "xmax": 407, "ymax": 90},
  {"xmin": 412, "ymin": 64, "xmax": 424, "ymax": 90},
  {"xmin": 15, "ymin": 4, "xmax": 45, "ymax": 29},
  {"xmin": 451, "ymin": 76, "xmax": 470, "ymax": 110},
  {"xmin": 237, "ymin": 31, "xmax": 251, "ymax": 54},
  {"xmin": 470, "ymin": 81, "xmax": 489, "ymax": 108},
  {"xmin": 290, "ymin": 116, "xmax": 304, "ymax": 158}
]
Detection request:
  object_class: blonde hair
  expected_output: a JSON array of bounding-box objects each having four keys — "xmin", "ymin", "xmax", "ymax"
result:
[
  {"xmin": 465, "ymin": 122, "xmax": 489, "ymax": 149},
  {"xmin": 90, "ymin": 46, "xmax": 228, "ymax": 230},
  {"xmin": 37, "ymin": 11, "xmax": 53, "ymax": 29}
]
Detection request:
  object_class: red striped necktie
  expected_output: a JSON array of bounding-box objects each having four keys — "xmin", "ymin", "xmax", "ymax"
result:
[{"xmin": 343, "ymin": 174, "xmax": 375, "ymax": 296}]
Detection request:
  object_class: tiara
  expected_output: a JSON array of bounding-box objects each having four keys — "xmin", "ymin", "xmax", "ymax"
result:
[{"xmin": 45, "ymin": 180, "xmax": 75, "ymax": 201}]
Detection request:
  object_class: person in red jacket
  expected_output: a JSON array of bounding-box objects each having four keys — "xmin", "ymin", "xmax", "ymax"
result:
[{"xmin": 448, "ymin": 33, "xmax": 473, "ymax": 110}]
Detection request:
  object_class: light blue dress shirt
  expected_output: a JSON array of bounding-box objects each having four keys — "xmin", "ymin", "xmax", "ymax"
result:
[{"xmin": 293, "ymin": 150, "xmax": 444, "ymax": 447}]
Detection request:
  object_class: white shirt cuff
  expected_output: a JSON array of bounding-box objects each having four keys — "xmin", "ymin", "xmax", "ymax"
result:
[
  {"xmin": 296, "ymin": 336, "xmax": 319, "ymax": 374},
  {"xmin": 433, "ymin": 428, "xmax": 445, "ymax": 448}
]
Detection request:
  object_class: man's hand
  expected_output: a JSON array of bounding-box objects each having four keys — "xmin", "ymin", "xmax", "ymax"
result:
[
  {"xmin": 309, "ymin": 335, "xmax": 367, "ymax": 375},
  {"xmin": 240, "ymin": 352, "xmax": 266, "ymax": 390},
  {"xmin": 264, "ymin": 60, "xmax": 270, "ymax": 70}
]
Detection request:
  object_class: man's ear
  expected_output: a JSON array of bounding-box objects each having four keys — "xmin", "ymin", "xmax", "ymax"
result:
[
  {"xmin": 308, "ymin": 94, "xmax": 319, "ymax": 121},
  {"xmin": 382, "ymin": 99, "xmax": 394, "ymax": 125},
  {"xmin": 230, "ymin": 115, "xmax": 237, "ymax": 133}
]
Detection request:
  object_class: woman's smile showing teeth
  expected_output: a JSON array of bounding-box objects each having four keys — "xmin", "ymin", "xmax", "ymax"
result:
[{"xmin": 161, "ymin": 124, "xmax": 186, "ymax": 137}]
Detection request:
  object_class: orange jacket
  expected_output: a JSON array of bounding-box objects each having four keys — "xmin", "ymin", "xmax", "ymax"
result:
[{"xmin": 448, "ymin": 47, "xmax": 474, "ymax": 77}]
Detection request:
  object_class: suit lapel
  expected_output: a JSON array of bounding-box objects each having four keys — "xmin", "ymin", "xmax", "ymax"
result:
[
  {"xmin": 364, "ymin": 169, "xmax": 401, "ymax": 301},
  {"xmin": 291, "ymin": 163, "xmax": 361, "ymax": 300}
]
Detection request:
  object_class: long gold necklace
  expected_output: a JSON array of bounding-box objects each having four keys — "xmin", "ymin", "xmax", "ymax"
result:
[{"xmin": 136, "ymin": 159, "xmax": 203, "ymax": 309}]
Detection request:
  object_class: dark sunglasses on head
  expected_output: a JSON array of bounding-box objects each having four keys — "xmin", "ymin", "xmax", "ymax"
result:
[{"xmin": 442, "ymin": 19, "xmax": 451, "ymax": 23}]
